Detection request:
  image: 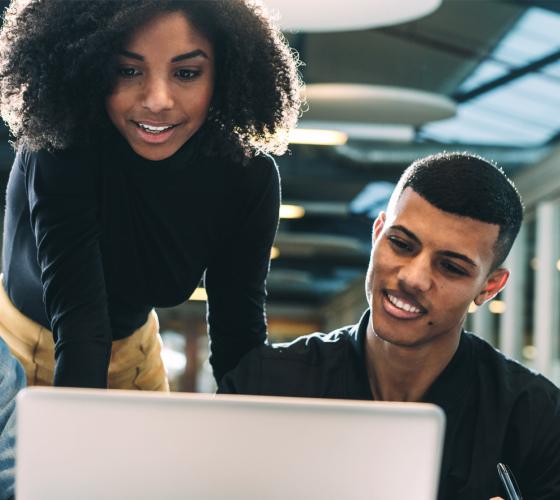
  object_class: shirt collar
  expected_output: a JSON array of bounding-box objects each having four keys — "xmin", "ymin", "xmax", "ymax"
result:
[
  {"xmin": 345, "ymin": 310, "xmax": 374, "ymax": 400},
  {"xmin": 422, "ymin": 331, "xmax": 474, "ymax": 411},
  {"xmin": 347, "ymin": 309, "xmax": 474, "ymax": 408}
]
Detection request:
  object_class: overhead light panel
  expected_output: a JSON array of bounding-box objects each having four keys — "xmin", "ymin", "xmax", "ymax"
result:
[
  {"xmin": 280, "ymin": 204, "xmax": 305, "ymax": 219},
  {"xmin": 350, "ymin": 182, "xmax": 396, "ymax": 218},
  {"xmin": 298, "ymin": 121, "xmax": 415, "ymax": 143},
  {"xmin": 288, "ymin": 128, "xmax": 348, "ymax": 146},
  {"xmin": 489, "ymin": 300, "xmax": 506, "ymax": 314},
  {"xmin": 188, "ymin": 287, "xmax": 207, "ymax": 301}
]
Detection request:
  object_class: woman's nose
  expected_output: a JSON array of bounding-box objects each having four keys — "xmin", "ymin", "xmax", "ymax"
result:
[{"xmin": 141, "ymin": 76, "xmax": 174, "ymax": 114}]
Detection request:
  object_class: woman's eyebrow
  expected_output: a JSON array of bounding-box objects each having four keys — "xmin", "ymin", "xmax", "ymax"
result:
[
  {"xmin": 171, "ymin": 49, "xmax": 208, "ymax": 62},
  {"xmin": 118, "ymin": 49, "xmax": 209, "ymax": 62}
]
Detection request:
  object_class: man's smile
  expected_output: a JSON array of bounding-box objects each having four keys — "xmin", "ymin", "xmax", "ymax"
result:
[{"xmin": 382, "ymin": 289, "xmax": 427, "ymax": 320}]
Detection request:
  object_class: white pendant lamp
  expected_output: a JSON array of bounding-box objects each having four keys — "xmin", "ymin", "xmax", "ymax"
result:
[
  {"xmin": 264, "ymin": 0, "xmax": 442, "ymax": 32},
  {"xmin": 301, "ymin": 84, "xmax": 456, "ymax": 126}
]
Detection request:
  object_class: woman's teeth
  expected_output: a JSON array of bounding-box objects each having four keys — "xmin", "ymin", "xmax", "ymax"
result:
[{"xmin": 137, "ymin": 122, "xmax": 174, "ymax": 134}]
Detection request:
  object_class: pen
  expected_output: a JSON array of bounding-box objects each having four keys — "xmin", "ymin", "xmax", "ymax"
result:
[{"xmin": 497, "ymin": 462, "xmax": 523, "ymax": 500}]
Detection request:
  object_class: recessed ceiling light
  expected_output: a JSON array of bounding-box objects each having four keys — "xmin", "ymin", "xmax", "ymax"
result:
[
  {"xmin": 280, "ymin": 204, "xmax": 305, "ymax": 219},
  {"xmin": 298, "ymin": 121, "xmax": 415, "ymax": 143},
  {"xmin": 468, "ymin": 302, "xmax": 478, "ymax": 314},
  {"xmin": 489, "ymin": 300, "xmax": 506, "ymax": 314},
  {"xmin": 288, "ymin": 128, "xmax": 348, "ymax": 145},
  {"xmin": 188, "ymin": 287, "xmax": 207, "ymax": 302}
]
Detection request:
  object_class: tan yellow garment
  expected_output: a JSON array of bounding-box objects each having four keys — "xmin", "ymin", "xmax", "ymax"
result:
[{"xmin": 0, "ymin": 278, "xmax": 169, "ymax": 391}]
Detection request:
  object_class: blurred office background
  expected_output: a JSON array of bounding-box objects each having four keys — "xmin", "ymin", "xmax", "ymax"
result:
[{"xmin": 0, "ymin": 0, "xmax": 558, "ymax": 392}]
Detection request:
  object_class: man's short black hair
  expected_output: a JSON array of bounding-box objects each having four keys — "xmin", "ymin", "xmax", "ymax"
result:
[{"xmin": 389, "ymin": 152, "xmax": 524, "ymax": 269}]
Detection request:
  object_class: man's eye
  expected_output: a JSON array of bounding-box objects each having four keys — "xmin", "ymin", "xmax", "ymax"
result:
[
  {"xmin": 441, "ymin": 261, "xmax": 467, "ymax": 276},
  {"xmin": 176, "ymin": 69, "xmax": 200, "ymax": 81},
  {"xmin": 117, "ymin": 67, "xmax": 140, "ymax": 79},
  {"xmin": 388, "ymin": 236, "xmax": 412, "ymax": 252}
]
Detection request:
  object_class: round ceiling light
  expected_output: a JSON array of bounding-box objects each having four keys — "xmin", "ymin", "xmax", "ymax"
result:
[
  {"xmin": 301, "ymin": 84, "xmax": 456, "ymax": 126},
  {"xmin": 264, "ymin": 0, "xmax": 441, "ymax": 32}
]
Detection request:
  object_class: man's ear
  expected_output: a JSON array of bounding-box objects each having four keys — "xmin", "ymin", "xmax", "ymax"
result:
[
  {"xmin": 474, "ymin": 268, "xmax": 510, "ymax": 306},
  {"xmin": 373, "ymin": 212, "xmax": 386, "ymax": 242}
]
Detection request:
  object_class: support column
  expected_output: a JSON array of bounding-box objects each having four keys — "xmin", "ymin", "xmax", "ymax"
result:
[
  {"xmin": 499, "ymin": 225, "xmax": 527, "ymax": 361},
  {"xmin": 533, "ymin": 201, "xmax": 560, "ymax": 379},
  {"xmin": 473, "ymin": 303, "xmax": 494, "ymax": 344}
]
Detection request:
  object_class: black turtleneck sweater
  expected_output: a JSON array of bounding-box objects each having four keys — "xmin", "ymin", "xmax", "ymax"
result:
[
  {"xmin": 2, "ymin": 132, "xmax": 280, "ymax": 388},
  {"xmin": 219, "ymin": 310, "xmax": 560, "ymax": 500}
]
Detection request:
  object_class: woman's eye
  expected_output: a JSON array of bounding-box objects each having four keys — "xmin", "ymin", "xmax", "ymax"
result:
[
  {"xmin": 117, "ymin": 67, "xmax": 140, "ymax": 79},
  {"xmin": 175, "ymin": 69, "xmax": 200, "ymax": 81},
  {"xmin": 388, "ymin": 236, "xmax": 412, "ymax": 252}
]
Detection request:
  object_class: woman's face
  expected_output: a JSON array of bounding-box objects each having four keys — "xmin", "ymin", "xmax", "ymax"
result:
[{"xmin": 106, "ymin": 11, "xmax": 215, "ymax": 161}]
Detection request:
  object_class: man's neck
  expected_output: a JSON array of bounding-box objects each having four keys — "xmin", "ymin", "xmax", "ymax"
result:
[{"xmin": 365, "ymin": 325, "xmax": 461, "ymax": 402}]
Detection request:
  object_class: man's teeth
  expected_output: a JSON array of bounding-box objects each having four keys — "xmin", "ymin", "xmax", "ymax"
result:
[
  {"xmin": 387, "ymin": 293, "xmax": 422, "ymax": 313},
  {"xmin": 137, "ymin": 122, "xmax": 174, "ymax": 133}
]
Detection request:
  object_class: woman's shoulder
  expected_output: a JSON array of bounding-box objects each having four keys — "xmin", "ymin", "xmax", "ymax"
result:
[
  {"xmin": 16, "ymin": 144, "xmax": 98, "ymax": 188},
  {"xmin": 218, "ymin": 151, "xmax": 277, "ymax": 170},
  {"xmin": 17, "ymin": 144, "xmax": 90, "ymax": 167},
  {"xmin": 227, "ymin": 153, "xmax": 280, "ymax": 185}
]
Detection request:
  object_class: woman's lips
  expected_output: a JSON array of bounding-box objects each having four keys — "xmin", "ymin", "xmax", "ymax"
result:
[{"xmin": 132, "ymin": 120, "xmax": 179, "ymax": 144}]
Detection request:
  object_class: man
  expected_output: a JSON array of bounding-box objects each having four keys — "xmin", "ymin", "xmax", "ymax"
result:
[{"xmin": 219, "ymin": 152, "xmax": 560, "ymax": 500}]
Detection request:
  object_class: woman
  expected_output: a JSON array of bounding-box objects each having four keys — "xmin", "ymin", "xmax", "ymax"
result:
[{"xmin": 0, "ymin": 0, "xmax": 301, "ymax": 390}]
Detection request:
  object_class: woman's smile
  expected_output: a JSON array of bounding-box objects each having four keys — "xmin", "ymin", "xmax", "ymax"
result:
[
  {"xmin": 131, "ymin": 120, "xmax": 183, "ymax": 144},
  {"xmin": 106, "ymin": 12, "xmax": 215, "ymax": 161}
]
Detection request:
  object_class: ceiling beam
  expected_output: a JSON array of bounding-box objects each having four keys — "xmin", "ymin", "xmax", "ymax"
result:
[{"xmin": 452, "ymin": 48, "xmax": 560, "ymax": 102}]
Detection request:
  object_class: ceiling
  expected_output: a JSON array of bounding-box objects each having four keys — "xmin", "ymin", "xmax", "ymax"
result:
[
  {"xmin": 271, "ymin": 0, "xmax": 560, "ymax": 307},
  {"xmin": 1, "ymin": 0, "xmax": 559, "ymax": 316}
]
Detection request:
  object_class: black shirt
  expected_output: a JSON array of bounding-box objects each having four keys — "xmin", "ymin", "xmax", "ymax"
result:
[
  {"xmin": 2, "ymin": 131, "xmax": 280, "ymax": 387},
  {"xmin": 219, "ymin": 310, "xmax": 560, "ymax": 500}
]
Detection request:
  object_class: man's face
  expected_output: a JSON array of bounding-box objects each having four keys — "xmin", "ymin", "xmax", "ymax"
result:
[{"xmin": 365, "ymin": 188, "xmax": 508, "ymax": 350}]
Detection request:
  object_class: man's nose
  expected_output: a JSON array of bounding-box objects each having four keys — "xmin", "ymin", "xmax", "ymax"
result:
[
  {"xmin": 398, "ymin": 254, "xmax": 432, "ymax": 293},
  {"xmin": 141, "ymin": 76, "xmax": 174, "ymax": 114}
]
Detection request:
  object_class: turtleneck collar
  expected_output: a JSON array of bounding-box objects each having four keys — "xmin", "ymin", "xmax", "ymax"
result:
[{"xmin": 105, "ymin": 124, "xmax": 205, "ymax": 173}]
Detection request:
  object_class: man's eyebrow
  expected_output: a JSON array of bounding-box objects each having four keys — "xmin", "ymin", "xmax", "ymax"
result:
[
  {"xmin": 391, "ymin": 225, "xmax": 420, "ymax": 244},
  {"xmin": 391, "ymin": 225, "xmax": 478, "ymax": 267},
  {"xmin": 439, "ymin": 250, "xmax": 477, "ymax": 268},
  {"xmin": 118, "ymin": 49, "xmax": 209, "ymax": 62}
]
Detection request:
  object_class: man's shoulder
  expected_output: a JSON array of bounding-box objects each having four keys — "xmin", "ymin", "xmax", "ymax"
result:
[
  {"xmin": 466, "ymin": 331, "xmax": 560, "ymax": 402},
  {"xmin": 218, "ymin": 323, "xmax": 362, "ymax": 397},
  {"xmin": 256, "ymin": 324, "xmax": 357, "ymax": 362}
]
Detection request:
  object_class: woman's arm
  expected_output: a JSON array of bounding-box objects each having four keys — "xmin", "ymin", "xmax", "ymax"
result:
[
  {"xmin": 205, "ymin": 155, "xmax": 280, "ymax": 382},
  {"xmin": 23, "ymin": 148, "xmax": 112, "ymax": 387}
]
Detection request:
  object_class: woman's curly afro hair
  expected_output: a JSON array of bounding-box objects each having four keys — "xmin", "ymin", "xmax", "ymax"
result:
[{"xmin": 0, "ymin": 0, "xmax": 303, "ymax": 160}]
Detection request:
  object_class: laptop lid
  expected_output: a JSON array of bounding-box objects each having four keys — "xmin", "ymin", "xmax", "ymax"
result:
[{"xmin": 16, "ymin": 387, "xmax": 445, "ymax": 500}]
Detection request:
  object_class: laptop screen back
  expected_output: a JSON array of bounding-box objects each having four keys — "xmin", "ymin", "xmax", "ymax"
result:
[{"xmin": 17, "ymin": 387, "xmax": 445, "ymax": 500}]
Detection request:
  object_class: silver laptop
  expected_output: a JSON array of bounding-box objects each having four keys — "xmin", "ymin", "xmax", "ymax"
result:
[{"xmin": 16, "ymin": 387, "xmax": 445, "ymax": 500}]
